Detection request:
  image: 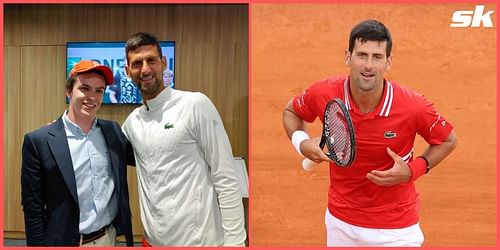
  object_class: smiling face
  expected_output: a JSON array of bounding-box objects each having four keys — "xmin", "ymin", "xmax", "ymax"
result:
[
  {"xmin": 125, "ymin": 44, "xmax": 167, "ymax": 100},
  {"xmin": 66, "ymin": 72, "xmax": 106, "ymax": 124},
  {"xmin": 345, "ymin": 39, "xmax": 392, "ymax": 94}
]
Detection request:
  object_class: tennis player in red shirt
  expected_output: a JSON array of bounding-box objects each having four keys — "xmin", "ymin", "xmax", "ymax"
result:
[{"xmin": 283, "ymin": 19, "xmax": 458, "ymax": 246}]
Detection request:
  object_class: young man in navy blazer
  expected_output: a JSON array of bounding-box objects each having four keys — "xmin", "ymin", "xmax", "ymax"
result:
[{"xmin": 21, "ymin": 60, "xmax": 134, "ymax": 246}]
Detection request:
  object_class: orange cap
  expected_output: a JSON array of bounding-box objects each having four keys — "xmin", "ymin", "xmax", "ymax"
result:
[{"xmin": 69, "ymin": 60, "xmax": 113, "ymax": 85}]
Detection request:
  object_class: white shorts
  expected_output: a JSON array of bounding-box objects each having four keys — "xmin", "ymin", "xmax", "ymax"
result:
[{"xmin": 325, "ymin": 209, "xmax": 424, "ymax": 247}]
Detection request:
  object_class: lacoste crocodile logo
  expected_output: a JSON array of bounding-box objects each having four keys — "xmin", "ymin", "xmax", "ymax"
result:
[
  {"xmin": 164, "ymin": 122, "xmax": 174, "ymax": 129},
  {"xmin": 384, "ymin": 131, "xmax": 397, "ymax": 139}
]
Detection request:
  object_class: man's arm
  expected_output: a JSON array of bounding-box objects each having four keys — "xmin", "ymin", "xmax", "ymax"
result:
[
  {"xmin": 420, "ymin": 130, "xmax": 458, "ymax": 169},
  {"xmin": 21, "ymin": 134, "xmax": 46, "ymax": 246},
  {"xmin": 367, "ymin": 130, "xmax": 458, "ymax": 186},
  {"xmin": 194, "ymin": 94, "xmax": 247, "ymax": 246},
  {"xmin": 283, "ymin": 99, "xmax": 331, "ymax": 163}
]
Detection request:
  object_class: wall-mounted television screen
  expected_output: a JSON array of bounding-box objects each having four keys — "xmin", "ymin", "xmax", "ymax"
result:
[{"xmin": 66, "ymin": 41, "xmax": 175, "ymax": 104}]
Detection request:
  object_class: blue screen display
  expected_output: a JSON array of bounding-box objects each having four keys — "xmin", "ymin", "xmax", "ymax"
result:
[{"xmin": 66, "ymin": 41, "xmax": 175, "ymax": 104}]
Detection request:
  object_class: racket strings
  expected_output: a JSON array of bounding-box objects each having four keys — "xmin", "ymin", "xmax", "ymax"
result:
[{"xmin": 325, "ymin": 105, "xmax": 353, "ymax": 165}]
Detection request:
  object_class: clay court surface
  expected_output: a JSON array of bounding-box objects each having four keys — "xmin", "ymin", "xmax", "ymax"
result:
[{"xmin": 250, "ymin": 4, "xmax": 496, "ymax": 247}]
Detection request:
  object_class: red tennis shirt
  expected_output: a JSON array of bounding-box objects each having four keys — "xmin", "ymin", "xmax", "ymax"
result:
[{"xmin": 292, "ymin": 76, "xmax": 454, "ymax": 229}]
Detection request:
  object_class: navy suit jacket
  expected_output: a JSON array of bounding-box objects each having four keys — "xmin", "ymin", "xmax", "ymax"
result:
[{"xmin": 21, "ymin": 117, "xmax": 134, "ymax": 246}]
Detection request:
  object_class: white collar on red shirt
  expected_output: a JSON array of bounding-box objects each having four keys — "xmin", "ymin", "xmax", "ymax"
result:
[{"xmin": 343, "ymin": 78, "xmax": 394, "ymax": 117}]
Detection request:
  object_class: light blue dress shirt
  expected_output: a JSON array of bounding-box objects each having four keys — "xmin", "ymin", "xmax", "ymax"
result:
[{"xmin": 62, "ymin": 111, "xmax": 118, "ymax": 234}]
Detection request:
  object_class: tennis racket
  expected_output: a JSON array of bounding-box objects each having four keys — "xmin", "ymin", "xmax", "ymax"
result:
[{"xmin": 302, "ymin": 98, "xmax": 356, "ymax": 171}]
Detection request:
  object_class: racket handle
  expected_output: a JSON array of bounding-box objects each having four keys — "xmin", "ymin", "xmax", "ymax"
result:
[{"xmin": 302, "ymin": 158, "xmax": 316, "ymax": 171}]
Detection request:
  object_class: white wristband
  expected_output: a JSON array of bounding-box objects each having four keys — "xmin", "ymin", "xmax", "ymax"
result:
[{"xmin": 291, "ymin": 130, "xmax": 310, "ymax": 157}]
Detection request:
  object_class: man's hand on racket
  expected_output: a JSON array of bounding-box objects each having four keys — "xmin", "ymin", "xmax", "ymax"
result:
[
  {"xmin": 366, "ymin": 147, "xmax": 411, "ymax": 186},
  {"xmin": 301, "ymin": 137, "xmax": 333, "ymax": 164}
]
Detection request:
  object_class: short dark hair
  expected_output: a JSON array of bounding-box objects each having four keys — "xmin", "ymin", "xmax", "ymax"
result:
[
  {"xmin": 348, "ymin": 19, "xmax": 392, "ymax": 57},
  {"xmin": 125, "ymin": 32, "xmax": 163, "ymax": 63},
  {"xmin": 66, "ymin": 75, "xmax": 78, "ymax": 92}
]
